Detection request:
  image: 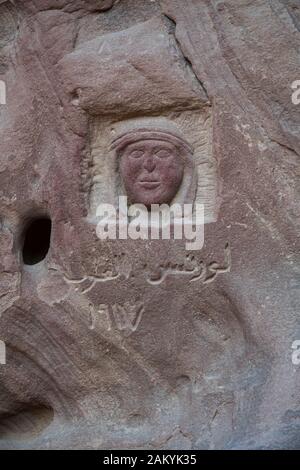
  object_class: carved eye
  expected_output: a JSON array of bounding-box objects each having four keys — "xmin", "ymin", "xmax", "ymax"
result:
[
  {"xmin": 155, "ymin": 149, "xmax": 172, "ymax": 159},
  {"xmin": 129, "ymin": 150, "xmax": 144, "ymax": 159}
]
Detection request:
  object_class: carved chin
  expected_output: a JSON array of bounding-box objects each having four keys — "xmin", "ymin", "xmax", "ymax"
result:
[{"xmin": 128, "ymin": 185, "xmax": 178, "ymax": 206}]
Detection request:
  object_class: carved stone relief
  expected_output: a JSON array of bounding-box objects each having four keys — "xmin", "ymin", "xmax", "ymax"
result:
[{"xmin": 89, "ymin": 111, "xmax": 216, "ymax": 222}]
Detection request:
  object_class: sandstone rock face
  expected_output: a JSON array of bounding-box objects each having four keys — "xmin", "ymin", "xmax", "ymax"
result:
[{"xmin": 0, "ymin": 0, "xmax": 299, "ymax": 450}]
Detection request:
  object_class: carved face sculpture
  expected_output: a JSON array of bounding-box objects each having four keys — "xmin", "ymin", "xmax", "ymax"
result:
[{"xmin": 113, "ymin": 130, "xmax": 192, "ymax": 207}]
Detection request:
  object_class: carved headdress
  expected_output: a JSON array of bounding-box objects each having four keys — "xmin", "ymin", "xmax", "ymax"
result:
[{"xmin": 111, "ymin": 128, "xmax": 194, "ymax": 156}]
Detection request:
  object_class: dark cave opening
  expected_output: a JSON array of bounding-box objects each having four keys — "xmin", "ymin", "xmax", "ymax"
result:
[{"xmin": 22, "ymin": 218, "xmax": 52, "ymax": 266}]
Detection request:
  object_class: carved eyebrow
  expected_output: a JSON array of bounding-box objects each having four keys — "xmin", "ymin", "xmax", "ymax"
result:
[
  {"xmin": 153, "ymin": 145, "xmax": 175, "ymax": 154},
  {"xmin": 154, "ymin": 146, "xmax": 172, "ymax": 152},
  {"xmin": 128, "ymin": 147, "xmax": 145, "ymax": 154},
  {"xmin": 124, "ymin": 141, "xmax": 175, "ymax": 154}
]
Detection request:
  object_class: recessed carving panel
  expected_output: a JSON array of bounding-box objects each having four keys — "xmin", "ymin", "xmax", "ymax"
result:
[{"xmin": 89, "ymin": 110, "xmax": 216, "ymax": 223}]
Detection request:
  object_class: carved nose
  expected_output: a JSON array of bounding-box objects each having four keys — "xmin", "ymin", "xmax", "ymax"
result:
[{"xmin": 143, "ymin": 155, "xmax": 156, "ymax": 172}]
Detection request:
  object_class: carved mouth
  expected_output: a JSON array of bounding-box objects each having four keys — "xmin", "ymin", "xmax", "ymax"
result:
[{"xmin": 138, "ymin": 181, "xmax": 160, "ymax": 189}]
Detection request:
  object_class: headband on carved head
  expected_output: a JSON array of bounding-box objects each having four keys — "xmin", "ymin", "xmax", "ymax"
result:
[{"xmin": 111, "ymin": 128, "xmax": 194, "ymax": 156}]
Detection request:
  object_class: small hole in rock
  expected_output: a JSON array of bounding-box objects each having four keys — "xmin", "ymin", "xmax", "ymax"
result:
[{"xmin": 22, "ymin": 218, "xmax": 52, "ymax": 266}]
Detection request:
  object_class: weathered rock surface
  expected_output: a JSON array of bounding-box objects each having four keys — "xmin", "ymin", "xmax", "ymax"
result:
[{"xmin": 0, "ymin": 0, "xmax": 299, "ymax": 450}]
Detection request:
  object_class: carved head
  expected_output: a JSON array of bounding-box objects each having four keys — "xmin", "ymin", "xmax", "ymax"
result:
[{"xmin": 112, "ymin": 129, "xmax": 194, "ymax": 207}]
